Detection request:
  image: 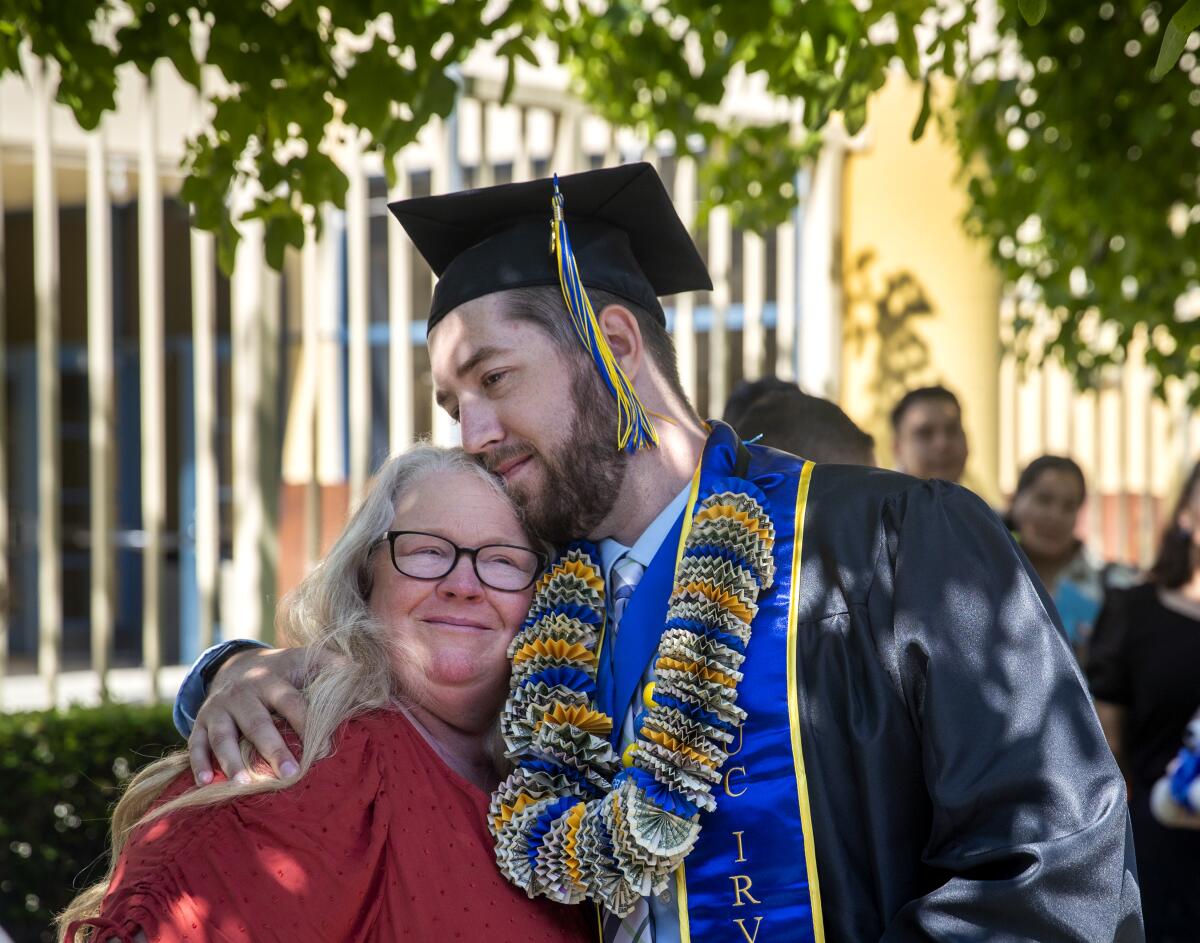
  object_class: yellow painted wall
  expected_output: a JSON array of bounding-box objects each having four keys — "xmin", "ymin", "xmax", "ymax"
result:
[{"xmin": 840, "ymin": 73, "xmax": 1003, "ymax": 504}]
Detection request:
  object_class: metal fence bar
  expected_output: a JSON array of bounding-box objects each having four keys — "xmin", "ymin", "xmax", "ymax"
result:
[
  {"xmin": 430, "ymin": 116, "xmax": 460, "ymax": 447},
  {"xmin": 139, "ymin": 72, "xmax": 166, "ymax": 697},
  {"xmin": 476, "ymin": 102, "xmax": 495, "ymax": 189},
  {"xmin": 707, "ymin": 206, "xmax": 732, "ymax": 417},
  {"xmin": 389, "ymin": 159, "xmax": 414, "ymax": 455},
  {"xmin": 315, "ymin": 206, "xmax": 345, "ymax": 491},
  {"xmin": 672, "ymin": 155, "xmax": 697, "ymax": 404},
  {"xmin": 346, "ymin": 145, "xmax": 371, "ymax": 505},
  {"xmin": 1141, "ymin": 369, "xmax": 1158, "ymax": 566},
  {"xmin": 1115, "ymin": 371, "xmax": 1130, "ymax": 563},
  {"xmin": 513, "ymin": 107, "xmax": 532, "ymax": 182},
  {"xmin": 87, "ymin": 123, "xmax": 115, "ymax": 698},
  {"xmin": 553, "ymin": 106, "xmax": 583, "ymax": 176},
  {"xmin": 742, "ymin": 231, "xmax": 766, "ymax": 380},
  {"xmin": 0, "ymin": 144, "xmax": 8, "ymax": 697},
  {"xmin": 1043, "ymin": 361, "xmax": 1071, "ymax": 455},
  {"xmin": 298, "ymin": 223, "xmax": 322, "ymax": 568},
  {"xmin": 32, "ymin": 58, "xmax": 62, "ymax": 704},
  {"xmin": 997, "ymin": 301, "xmax": 1016, "ymax": 495},
  {"xmin": 191, "ymin": 226, "xmax": 219, "ymax": 650},
  {"xmin": 774, "ymin": 218, "xmax": 796, "ymax": 382},
  {"xmin": 1081, "ymin": 389, "xmax": 1103, "ymax": 548},
  {"xmin": 231, "ymin": 207, "xmax": 266, "ymax": 640},
  {"xmin": 260, "ymin": 263, "xmax": 282, "ymax": 637}
]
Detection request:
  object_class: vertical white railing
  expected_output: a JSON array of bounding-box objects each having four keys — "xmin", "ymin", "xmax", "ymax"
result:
[
  {"xmin": 707, "ymin": 206, "xmax": 732, "ymax": 417},
  {"xmin": 742, "ymin": 231, "xmax": 766, "ymax": 380},
  {"xmin": 139, "ymin": 72, "xmax": 166, "ymax": 697},
  {"xmin": 315, "ymin": 207, "xmax": 345, "ymax": 501},
  {"xmin": 553, "ymin": 106, "xmax": 583, "ymax": 175},
  {"xmin": 299, "ymin": 224, "xmax": 323, "ymax": 569},
  {"xmin": 191, "ymin": 226, "xmax": 219, "ymax": 652},
  {"xmin": 32, "ymin": 58, "xmax": 62, "ymax": 705},
  {"xmin": 672, "ymin": 156, "xmax": 698, "ymax": 404},
  {"xmin": 260, "ymin": 263, "xmax": 282, "ymax": 632},
  {"xmin": 513, "ymin": 107, "xmax": 533, "ymax": 181},
  {"xmin": 346, "ymin": 143, "xmax": 371, "ymax": 506},
  {"xmin": 775, "ymin": 218, "xmax": 797, "ymax": 382},
  {"xmin": 0, "ymin": 124, "xmax": 8, "ymax": 697},
  {"xmin": 389, "ymin": 158, "xmax": 414, "ymax": 455},
  {"xmin": 475, "ymin": 102, "xmax": 495, "ymax": 189},
  {"xmin": 430, "ymin": 115, "xmax": 460, "ymax": 446},
  {"xmin": 87, "ymin": 122, "xmax": 115, "ymax": 698},
  {"xmin": 231, "ymin": 206, "xmax": 266, "ymax": 641},
  {"xmin": 798, "ymin": 145, "xmax": 844, "ymax": 398}
]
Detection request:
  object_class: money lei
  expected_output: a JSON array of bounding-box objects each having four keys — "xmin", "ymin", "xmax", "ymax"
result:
[{"xmin": 490, "ymin": 479, "xmax": 776, "ymax": 915}]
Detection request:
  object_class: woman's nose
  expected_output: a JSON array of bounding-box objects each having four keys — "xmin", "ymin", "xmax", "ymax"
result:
[{"xmin": 436, "ymin": 553, "xmax": 484, "ymax": 598}]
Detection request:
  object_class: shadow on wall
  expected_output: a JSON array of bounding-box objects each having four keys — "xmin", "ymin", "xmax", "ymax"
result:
[{"xmin": 844, "ymin": 249, "xmax": 937, "ymax": 436}]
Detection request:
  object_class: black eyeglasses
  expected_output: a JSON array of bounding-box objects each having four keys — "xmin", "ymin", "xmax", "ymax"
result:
[{"xmin": 376, "ymin": 530, "xmax": 546, "ymax": 592}]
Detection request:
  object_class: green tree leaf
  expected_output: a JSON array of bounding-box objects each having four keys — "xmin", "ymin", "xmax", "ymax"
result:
[
  {"xmin": 911, "ymin": 77, "xmax": 933, "ymax": 140},
  {"xmin": 1018, "ymin": 0, "xmax": 1047, "ymax": 26},
  {"xmin": 1154, "ymin": 0, "xmax": 1200, "ymax": 78}
]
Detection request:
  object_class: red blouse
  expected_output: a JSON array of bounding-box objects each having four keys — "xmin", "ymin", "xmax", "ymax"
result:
[{"xmin": 70, "ymin": 711, "xmax": 593, "ymax": 943}]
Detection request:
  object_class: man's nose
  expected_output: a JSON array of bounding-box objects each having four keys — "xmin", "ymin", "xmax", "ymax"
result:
[{"xmin": 457, "ymin": 400, "xmax": 504, "ymax": 456}]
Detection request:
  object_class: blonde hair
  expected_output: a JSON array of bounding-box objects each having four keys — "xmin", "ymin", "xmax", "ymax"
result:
[{"xmin": 59, "ymin": 446, "xmax": 521, "ymax": 940}]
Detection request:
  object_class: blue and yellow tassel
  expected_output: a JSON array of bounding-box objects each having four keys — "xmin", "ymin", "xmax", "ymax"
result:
[{"xmin": 549, "ymin": 175, "xmax": 659, "ymax": 453}]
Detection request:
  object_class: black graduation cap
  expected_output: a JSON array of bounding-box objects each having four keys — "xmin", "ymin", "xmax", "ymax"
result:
[{"xmin": 388, "ymin": 162, "xmax": 712, "ymax": 333}]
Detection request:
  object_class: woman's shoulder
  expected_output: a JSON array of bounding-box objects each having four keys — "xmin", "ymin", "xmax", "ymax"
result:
[
  {"xmin": 336, "ymin": 708, "xmax": 426, "ymax": 757},
  {"xmin": 315, "ymin": 709, "xmax": 421, "ymax": 777},
  {"xmin": 331, "ymin": 710, "xmax": 456, "ymax": 790}
]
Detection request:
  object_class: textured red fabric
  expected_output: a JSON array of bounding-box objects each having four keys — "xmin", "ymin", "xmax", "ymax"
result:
[{"xmin": 73, "ymin": 711, "xmax": 593, "ymax": 943}]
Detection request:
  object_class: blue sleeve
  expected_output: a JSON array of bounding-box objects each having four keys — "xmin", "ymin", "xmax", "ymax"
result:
[{"xmin": 173, "ymin": 640, "xmax": 270, "ymax": 737}]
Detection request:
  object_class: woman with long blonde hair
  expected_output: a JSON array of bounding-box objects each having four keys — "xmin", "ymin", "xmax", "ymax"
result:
[{"xmin": 59, "ymin": 446, "xmax": 590, "ymax": 943}]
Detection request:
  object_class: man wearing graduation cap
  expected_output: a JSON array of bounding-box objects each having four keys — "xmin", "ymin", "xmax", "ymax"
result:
[{"xmin": 176, "ymin": 164, "xmax": 1142, "ymax": 941}]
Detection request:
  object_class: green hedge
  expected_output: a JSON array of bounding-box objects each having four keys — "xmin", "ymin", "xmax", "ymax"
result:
[{"xmin": 0, "ymin": 702, "xmax": 180, "ymax": 942}]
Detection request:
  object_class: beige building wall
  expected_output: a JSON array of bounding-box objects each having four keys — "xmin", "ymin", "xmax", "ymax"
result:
[{"xmin": 840, "ymin": 74, "xmax": 1003, "ymax": 504}]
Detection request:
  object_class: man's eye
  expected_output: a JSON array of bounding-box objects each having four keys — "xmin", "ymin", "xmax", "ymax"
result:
[{"xmin": 482, "ymin": 370, "xmax": 507, "ymax": 389}]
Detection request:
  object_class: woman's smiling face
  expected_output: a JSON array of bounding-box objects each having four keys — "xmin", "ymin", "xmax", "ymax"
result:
[{"xmin": 367, "ymin": 470, "xmax": 536, "ymax": 718}]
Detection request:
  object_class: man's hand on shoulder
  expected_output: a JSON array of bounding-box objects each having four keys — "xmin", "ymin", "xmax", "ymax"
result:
[{"xmin": 189, "ymin": 646, "xmax": 311, "ymax": 786}]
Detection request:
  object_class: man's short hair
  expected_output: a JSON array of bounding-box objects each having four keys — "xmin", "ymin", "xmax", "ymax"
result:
[
  {"xmin": 723, "ymin": 378, "xmax": 875, "ymax": 465},
  {"xmin": 499, "ymin": 285, "xmax": 698, "ymax": 421},
  {"xmin": 889, "ymin": 385, "xmax": 961, "ymax": 434}
]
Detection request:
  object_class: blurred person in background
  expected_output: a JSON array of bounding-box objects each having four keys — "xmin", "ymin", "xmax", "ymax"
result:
[
  {"xmin": 723, "ymin": 377, "xmax": 876, "ymax": 465},
  {"xmin": 1089, "ymin": 460, "xmax": 1200, "ymax": 943},
  {"xmin": 58, "ymin": 447, "xmax": 588, "ymax": 943},
  {"xmin": 1006, "ymin": 455, "xmax": 1136, "ymax": 661},
  {"xmin": 890, "ymin": 385, "xmax": 968, "ymax": 483}
]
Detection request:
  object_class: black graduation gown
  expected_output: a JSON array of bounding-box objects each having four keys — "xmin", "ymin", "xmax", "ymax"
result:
[{"xmin": 792, "ymin": 457, "xmax": 1142, "ymax": 940}]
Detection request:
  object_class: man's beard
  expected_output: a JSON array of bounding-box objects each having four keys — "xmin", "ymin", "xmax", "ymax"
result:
[{"xmin": 487, "ymin": 367, "xmax": 630, "ymax": 545}]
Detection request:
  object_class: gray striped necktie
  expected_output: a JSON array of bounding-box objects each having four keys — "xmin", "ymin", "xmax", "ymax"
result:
[{"xmin": 603, "ymin": 553, "xmax": 654, "ymax": 943}]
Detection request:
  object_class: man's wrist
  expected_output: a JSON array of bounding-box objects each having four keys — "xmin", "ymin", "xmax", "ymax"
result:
[
  {"xmin": 199, "ymin": 639, "xmax": 265, "ymax": 691},
  {"xmin": 174, "ymin": 639, "xmax": 269, "ymax": 738}
]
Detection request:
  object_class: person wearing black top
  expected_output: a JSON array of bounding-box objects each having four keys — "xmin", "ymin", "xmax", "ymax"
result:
[{"xmin": 1090, "ymin": 461, "xmax": 1200, "ymax": 943}]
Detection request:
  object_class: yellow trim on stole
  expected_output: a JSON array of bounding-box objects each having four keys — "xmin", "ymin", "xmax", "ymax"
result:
[
  {"xmin": 672, "ymin": 460, "xmax": 704, "ymax": 942},
  {"xmin": 786, "ymin": 461, "xmax": 825, "ymax": 941}
]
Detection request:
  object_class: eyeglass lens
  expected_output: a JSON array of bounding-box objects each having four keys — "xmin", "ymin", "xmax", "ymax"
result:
[{"xmin": 389, "ymin": 532, "xmax": 541, "ymax": 591}]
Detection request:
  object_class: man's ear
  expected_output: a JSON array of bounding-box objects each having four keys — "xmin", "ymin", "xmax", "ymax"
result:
[{"xmin": 596, "ymin": 303, "xmax": 645, "ymax": 382}]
